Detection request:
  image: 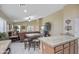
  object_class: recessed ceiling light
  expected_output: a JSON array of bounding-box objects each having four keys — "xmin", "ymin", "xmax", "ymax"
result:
[{"xmin": 24, "ymin": 9, "xmax": 27, "ymax": 13}]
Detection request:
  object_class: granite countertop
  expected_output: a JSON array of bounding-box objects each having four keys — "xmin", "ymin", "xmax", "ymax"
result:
[
  {"xmin": 39, "ymin": 35, "xmax": 79, "ymax": 47},
  {"xmin": 0, "ymin": 40, "xmax": 11, "ymax": 54}
]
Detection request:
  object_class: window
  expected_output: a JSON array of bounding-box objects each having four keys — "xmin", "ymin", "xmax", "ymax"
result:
[
  {"xmin": 0, "ymin": 17, "xmax": 6, "ymax": 32},
  {"xmin": 17, "ymin": 25, "xmax": 21, "ymax": 32},
  {"xmin": 27, "ymin": 26, "xmax": 34, "ymax": 32}
]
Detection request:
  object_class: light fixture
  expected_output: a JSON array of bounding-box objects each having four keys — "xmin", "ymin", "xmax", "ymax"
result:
[
  {"xmin": 24, "ymin": 9, "xmax": 27, "ymax": 13},
  {"xmin": 28, "ymin": 19, "xmax": 31, "ymax": 22},
  {"xmin": 24, "ymin": 16, "xmax": 37, "ymax": 22},
  {"xmin": 18, "ymin": 4, "xmax": 26, "ymax": 7},
  {"xmin": 24, "ymin": 16, "xmax": 31, "ymax": 22}
]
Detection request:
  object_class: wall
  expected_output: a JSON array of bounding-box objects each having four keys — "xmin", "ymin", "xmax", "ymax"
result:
[
  {"xmin": 0, "ymin": 10, "xmax": 13, "ymax": 24},
  {"xmin": 42, "ymin": 10, "xmax": 64, "ymax": 36},
  {"xmin": 13, "ymin": 4, "xmax": 79, "ymax": 36},
  {"xmin": 63, "ymin": 5, "xmax": 79, "ymax": 36},
  {"xmin": 73, "ymin": 5, "xmax": 79, "ymax": 37},
  {"xmin": 42, "ymin": 4, "xmax": 79, "ymax": 36},
  {"xmin": 63, "ymin": 5, "xmax": 78, "ymax": 34}
]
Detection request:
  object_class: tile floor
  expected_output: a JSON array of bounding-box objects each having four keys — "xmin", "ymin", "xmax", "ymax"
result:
[{"xmin": 10, "ymin": 42, "xmax": 41, "ymax": 54}]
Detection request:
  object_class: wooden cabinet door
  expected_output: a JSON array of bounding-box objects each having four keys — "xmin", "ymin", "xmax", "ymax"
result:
[
  {"xmin": 70, "ymin": 45, "xmax": 75, "ymax": 54},
  {"xmin": 55, "ymin": 45, "xmax": 63, "ymax": 53},
  {"xmin": 64, "ymin": 43, "xmax": 69, "ymax": 54},
  {"xmin": 56, "ymin": 50, "xmax": 63, "ymax": 54},
  {"xmin": 75, "ymin": 40, "xmax": 78, "ymax": 54},
  {"xmin": 70, "ymin": 41, "xmax": 75, "ymax": 54},
  {"xmin": 64, "ymin": 47, "xmax": 69, "ymax": 54}
]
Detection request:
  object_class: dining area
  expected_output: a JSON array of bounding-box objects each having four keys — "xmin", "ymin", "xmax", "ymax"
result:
[
  {"xmin": 24, "ymin": 33, "xmax": 41, "ymax": 50},
  {"xmin": 8, "ymin": 30, "xmax": 42, "ymax": 51},
  {"xmin": 7, "ymin": 31, "xmax": 42, "ymax": 54},
  {"xmin": 8, "ymin": 21, "xmax": 51, "ymax": 52}
]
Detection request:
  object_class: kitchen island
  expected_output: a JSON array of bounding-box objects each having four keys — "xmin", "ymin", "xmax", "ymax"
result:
[{"xmin": 39, "ymin": 35, "xmax": 78, "ymax": 54}]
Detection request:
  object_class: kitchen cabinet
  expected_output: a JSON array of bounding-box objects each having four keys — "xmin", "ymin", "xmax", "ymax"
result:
[{"xmin": 39, "ymin": 36, "xmax": 78, "ymax": 54}]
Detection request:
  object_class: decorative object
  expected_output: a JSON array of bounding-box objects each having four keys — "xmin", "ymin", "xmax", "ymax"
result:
[
  {"xmin": 65, "ymin": 19, "xmax": 72, "ymax": 33},
  {"xmin": 65, "ymin": 26, "xmax": 72, "ymax": 31},
  {"xmin": 43, "ymin": 22, "xmax": 51, "ymax": 37},
  {"xmin": 65, "ymin": 19, "xmax": 71, "ymax": 24},
  {"xmin": 64, "ymin": 19, "xmax": 74, "ymax": 36},
  {"xmin": 45, "ymin": 22, "xmax": 51, "ymax": 31}
]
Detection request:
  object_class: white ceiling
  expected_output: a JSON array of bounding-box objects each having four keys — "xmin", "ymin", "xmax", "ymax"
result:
[{"xmin": 0, "ymin": 4, "xmax": 66, "ymax": 22}]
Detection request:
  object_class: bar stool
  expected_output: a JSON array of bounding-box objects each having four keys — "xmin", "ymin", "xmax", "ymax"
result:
[
  {"xmin": 32, "ymin": 39, "xmax": 40, "ymax": 50},
  {"xmin": 24, "ymin": 39, "xmax": 30, "ymax": 50}
]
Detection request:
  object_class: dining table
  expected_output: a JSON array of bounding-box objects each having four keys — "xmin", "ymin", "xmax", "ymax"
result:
[
  {"xmin": 26, "ymin": 33, "xmax": 41, "ymax": 41},
  {"xmin": 24, "ymin": 33, "xmax": 41, "ymax": 49}
]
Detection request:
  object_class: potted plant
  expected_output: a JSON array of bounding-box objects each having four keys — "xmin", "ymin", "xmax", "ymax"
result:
[{"xmin": 0, "ymin": 32, "xmax": 9, "ymax": 41}]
